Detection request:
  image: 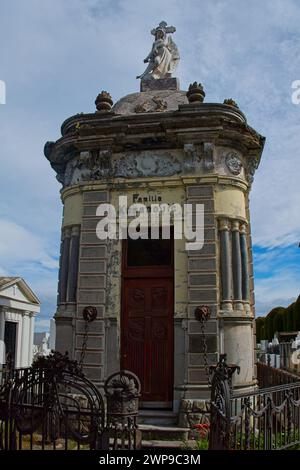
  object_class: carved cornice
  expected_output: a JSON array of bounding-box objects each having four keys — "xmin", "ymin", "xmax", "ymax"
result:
[
  {"xmin": 45, "ymin": 103, "xmax": 264, "ymax": 189},
  {"xmin": 48, "ymin": 104, "xmax": 263, "ymax": 154},
  {"xmin": 60, "ymin": 174, "xmax": 250, "ymax": 202}
]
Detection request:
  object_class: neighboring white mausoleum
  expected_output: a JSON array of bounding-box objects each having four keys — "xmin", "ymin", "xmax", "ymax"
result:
[
  {"xmin": 33, "ymin": 331, "xmax": 51, "ymax": 360},
  {"xmin": 0, "ymin": 277, "xmax": 40, "ymax": 368}
]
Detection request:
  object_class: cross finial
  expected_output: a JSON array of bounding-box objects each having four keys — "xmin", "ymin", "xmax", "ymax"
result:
[{"xmin": 151, "ymin": 21, "xmax": 176, "ymax": 37}]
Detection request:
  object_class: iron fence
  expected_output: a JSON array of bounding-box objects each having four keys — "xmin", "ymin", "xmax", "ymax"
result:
[
  {"xmin": 257, "ymin": 362, "xmax": 300, "ymax": 388},
  {"xmin": 209, "ymin": 355, "xmax": 300, "ymax": 450},
  {"xmin": 0, "ymin": 352, "xmax": 141, "ymax": 450}
]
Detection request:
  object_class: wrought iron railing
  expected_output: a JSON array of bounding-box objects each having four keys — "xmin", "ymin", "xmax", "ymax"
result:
[
  {"xmin": 257, "ymin": 361, "xmax": 300, "ymax": 388},
  {"xmin": 209, "ymin": 355, "xmax": 300, "ymax": 450},
  {"xmin": 0, "ymin": 352, "xmax": 141, "ymax": 450}
]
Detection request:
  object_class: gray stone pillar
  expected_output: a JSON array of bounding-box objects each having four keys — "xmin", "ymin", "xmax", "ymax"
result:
[
  {"xmin": 28, "ymin": 314, "xmax": 35, "ymax": 365},
  {"xmin": 240, "ymin": 223, "xmax": 250, "ymax": 301},
  {"xmin": 231, "ymin": 220, "xmax": 243, "ymax": 308},
  {"xmin": 57, "ymin": 236, "xmax": 64, "ymax": 305},
  {"xmin": 67, "ymin": 225, "xmax": 80, "ymax": 303},
  {"xmin": 0, "ymin": 309, "xmax": 5, "ymax": 366},
  {"xmin": 219, "ymin": 218, "xmax": 232, "ymax": 310},
  {"xmin": 59, "ymin": 228, "xmax": 71, "ymax": 303},
  {"xmin": 20, "ymin": 313, "xmax": 28, "ymax": 367}
]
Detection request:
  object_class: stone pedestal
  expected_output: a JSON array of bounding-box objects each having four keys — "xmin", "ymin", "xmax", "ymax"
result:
[{"xmin": 140, "ymin": 77, "xmax": 180, "ymax": 92}]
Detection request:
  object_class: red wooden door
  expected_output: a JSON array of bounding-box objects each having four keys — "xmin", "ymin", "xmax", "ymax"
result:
[{"xmin": 121, "ymin": 277, "xmax": 173, "ymax": 406}]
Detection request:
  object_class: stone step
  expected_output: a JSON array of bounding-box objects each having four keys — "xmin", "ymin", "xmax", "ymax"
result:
[
  {"xmin": 139, "ymin": 424, "xmax": 190, "ymax": 441},
  {"xmin": 142, "ymin": 439, "xmax": 197, "ymax": 449},
  {"xmin": 138, "ymin": 410, "xmax": 178, "ymax": 426}
]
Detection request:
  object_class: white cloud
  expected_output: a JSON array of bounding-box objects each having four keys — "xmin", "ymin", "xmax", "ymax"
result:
[
  {"xmin": 0, "ymin": 219, "xmax": 58, "ymax": 270},
  {"xmin": 0, "ymin": 266, "xmax": 8, "ymax": 276},
  {"xmin": 35, "ymin": 319, "xmax": 52, "ymax": 332},
  {"xmin": 255, "ymin": 270, "xmax": 299, "ymax": 303}
]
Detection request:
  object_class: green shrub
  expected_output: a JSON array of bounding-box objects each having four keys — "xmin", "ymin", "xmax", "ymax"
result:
[
  {"xmin": 256, "ymin": 295, "xmax": 300, "ymax": 340},
  {"xmin": 256, "ymin": 317, "xmax": 266, "ymax": 343},
  {"xmin": 293, "ymin": 295, "xmax": 300, "ymax": 331}
]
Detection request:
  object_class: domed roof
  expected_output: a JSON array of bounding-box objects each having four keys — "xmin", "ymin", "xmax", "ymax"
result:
[{"xmin": 112, "ymin": 89, "xmax": 188, "ymax": 115}]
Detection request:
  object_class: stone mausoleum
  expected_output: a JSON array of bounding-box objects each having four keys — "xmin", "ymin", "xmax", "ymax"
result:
[{"xmin": 45, "ymin": 22, "xmax": 265, "ymax": 414}]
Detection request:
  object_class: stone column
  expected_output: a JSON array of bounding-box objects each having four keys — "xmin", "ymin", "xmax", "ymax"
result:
[
  {"xmin": 67, "ymin": 225, "xmax": 80, "ymax": 303},
  {"xmin": 0, "ymin": 308, "xmax": 5, "ymax": 366},
  {"xmin": 20, "ymin": 312, "xmax": 28, "ymax": 367},
  {"xmin": 231, "ymin": 220, "xmax": 243, "ymax": 309},
  {"xmin": 219, "ymin": 218, "xmax": 233, "ymax": 310},
  {"xmin": 57, "ymin": 235, "xmax": 64, "ymax": 305},
  {"xmin": 240, "ymin": 223, "xmax": 250, "ymax": 302},
  {"xmin": 59, "ymin": 228, "xmax": 71, "ymax": 303},
  {"xmin": 28, "ymin": 314, "xmax": 35, "ymax": 365},
  {"xmin": 223, "ymin": 319, "xmax": 255, "ymax": 392}
]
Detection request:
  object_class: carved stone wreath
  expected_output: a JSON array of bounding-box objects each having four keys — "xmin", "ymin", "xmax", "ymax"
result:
[
  {"xmin": 225, "ymin": 152, "xmax": 242, "ymax": 176},
  {"xmin": 134, "ymin": 96, "xmax": 167, "ymax": 113}
]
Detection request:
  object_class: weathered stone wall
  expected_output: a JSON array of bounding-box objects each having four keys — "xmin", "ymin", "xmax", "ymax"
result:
[
  {"xmin": 185, "ymin": 184, "xmax": 219, "ymax": 400},
  {"xmin": 75, "ymin": 189, "xmax": 108, "ymax": 385}
]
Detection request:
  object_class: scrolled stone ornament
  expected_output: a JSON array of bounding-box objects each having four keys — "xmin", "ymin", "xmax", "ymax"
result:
[
  {"xmin": 246, "ymin": 156, "xmax": 258, "ymax": 183},
  {"xmin": 225, "ymin": 152, "xmax": 243, "ymax": 175}
]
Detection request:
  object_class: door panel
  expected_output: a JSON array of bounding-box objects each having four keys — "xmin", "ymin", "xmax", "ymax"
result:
[{"xmin": 122, "ymin": 278, "xmax": 173, "ymax": 405}]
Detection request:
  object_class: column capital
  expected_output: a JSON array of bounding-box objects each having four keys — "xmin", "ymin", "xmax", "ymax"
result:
[
  {"xmin": 22, "ymin": 310, "xmax": 32, "ymax": 316},
  {"xmin": 71, "ymin": 225, "xmax": 80, "ymax": 237},
  {"xmin": 231, "ymin": 220, "xmax": 240, "ymax": 232},
  {"xmin": 239, "ymin": 222, "xmax": 247, "ymax": 234},
  {"xmin": 219, "ymin": 218, "xmax": 230, "ymax": 231},
  {"xmin": 63, "ymin": 227, "xmax": 71, "ymax": 239}
]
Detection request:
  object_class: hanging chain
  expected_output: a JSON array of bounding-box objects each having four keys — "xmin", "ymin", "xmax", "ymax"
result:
[
  {"xmin": 79, "ymin": 306, "xmax": 98, "ymax": 369},
  {"xmin": 79, "ymin": 319, "xmax": 89, "ymax": 368},
  {"xmin": 195, "ymin": 305, "xmax": 211, "ymax": 387},
  {"xmin": 199, "ymin": 315, "xmax": 211, "ymax": 386}
]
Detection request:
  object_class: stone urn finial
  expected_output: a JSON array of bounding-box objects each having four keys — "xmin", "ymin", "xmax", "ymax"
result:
[
  {"xmin": 223, "ymin": 98, "xmax": 239, "ymax": 108},
  {"xmin": 186, "ymin": 82, "xmax": 205, "ymax": 103},
  {"xmin": 95, "ymin": 91, "xmax": 113, "ymax": 112}
]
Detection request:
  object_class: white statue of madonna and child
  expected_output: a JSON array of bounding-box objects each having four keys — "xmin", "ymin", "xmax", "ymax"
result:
[{"xmin": 137, "ymin": 21, "xmax": 180, "ymax": 81}]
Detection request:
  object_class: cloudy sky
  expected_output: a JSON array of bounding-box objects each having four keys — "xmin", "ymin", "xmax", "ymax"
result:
[{"xmin": 1, "ymin": 0, "xmax": 300, "ymax": 331}]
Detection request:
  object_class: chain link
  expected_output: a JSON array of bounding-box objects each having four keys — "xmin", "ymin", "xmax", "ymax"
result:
[
  {"xmin": 200, "ymin": 316, "xmax": 211, "ymax": 386},
  {"xmin": 79, "ymin": 320, "xmax": 89, "ymax": 368}
]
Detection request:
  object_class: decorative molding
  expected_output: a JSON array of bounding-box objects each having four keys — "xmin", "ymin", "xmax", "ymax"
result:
[
  {"xmin": 63, "ymin": 227, "xmax": 71, "ymax": 239},
  {"xmin": 246, "ymin": 156, "xmax": 258, "ymax": 183},
  {"xmin": 64, "ymin": 150, "xmax": 112, "ymax": 187},
  {"xmin": 203, "ymin": 143, "xmax": 214, "ymax": 171},
  {"xmin": 114, "ymin": 152, "xmax": 181, "ymax": 178},
  {"xmin": 225, "ymin": 152, "xmax": 242, "ymax": 176},
  {"xmin": 231, "ymin": 220, "xmax": 240, "ymax": 232},
  {"xmin": 134, "ymin": 96, "xmax": 167, "ymax": 113},
  {"xmin": 183, "ymin": 143, "xmax": 198, "ymax": 173},
  {"xmin": 71, "ymin": 225, "xmax": 81, "ymax": 237},
  {"xmin": 218, "ymin": 218, "xmax": 230, "ymax": 231},
  {"xmin": 239, "ymin": 223, "xmax": 247, "ymax": 235}
]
